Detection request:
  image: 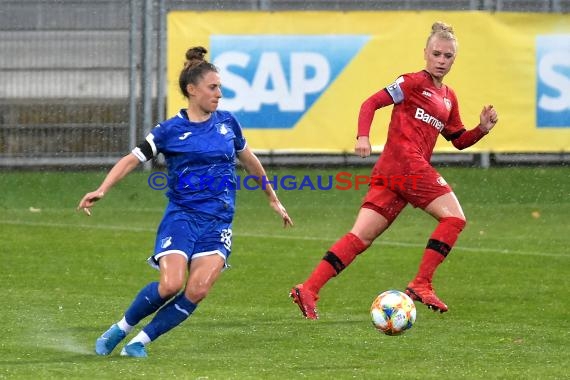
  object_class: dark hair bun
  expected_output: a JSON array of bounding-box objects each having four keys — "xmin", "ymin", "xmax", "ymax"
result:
[{"xmin": 185, "ymin": 46, "xmax": 207, "ymax": 61}]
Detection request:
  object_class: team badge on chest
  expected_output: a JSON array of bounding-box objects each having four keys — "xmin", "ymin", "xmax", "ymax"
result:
[{"xmin": 217, "ymin": 123, "xmax": 228, "ymax": 135}]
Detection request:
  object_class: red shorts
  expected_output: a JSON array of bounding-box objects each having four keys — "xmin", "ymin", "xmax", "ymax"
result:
[{"xmin": 362, "ymin": 166, "xmax": 452, "ymax": 223}]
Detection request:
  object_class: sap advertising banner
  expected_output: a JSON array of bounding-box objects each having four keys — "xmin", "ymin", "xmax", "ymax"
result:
[
  {"xmin": 167, "ymin": 11, "xmax": 570, "ymax": 153},
  {"xmin": 536, "ymin": 36, "xmax": 570, "ymax": 128},
  {"xmin": 210, "ymin": 35, "xmax": 369, "ymax": 129}
]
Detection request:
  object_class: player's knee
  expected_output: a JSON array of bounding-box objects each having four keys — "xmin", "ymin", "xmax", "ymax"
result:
[
  {"xmin": 351, "ymin": 226, "xmax": 385, "ymax": 247},
  {"xmin": 159, "ymin": 280, "xmax": 185, "ymax": 299},
  {"xmin": 185, "ymin": 284, "xmax": 210, "ymax": 304},
  {"xmin": 353, "ymin": 233, "xmax": 374, "ymax": 248},
  {"xmin": 441, "ymin": 216, "xmax": 467, "ymax": 231}
]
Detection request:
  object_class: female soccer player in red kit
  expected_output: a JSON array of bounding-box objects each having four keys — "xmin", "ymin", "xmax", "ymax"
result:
[{"xmin": 291, "ymin": 21, "xmax": 498, "ymax": 318}]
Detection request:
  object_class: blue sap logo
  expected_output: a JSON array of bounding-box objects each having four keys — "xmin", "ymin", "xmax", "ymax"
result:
[
  {"xmin": 210, "ymin": 35, "xmax": 369, "ymax": 128},
  {"xmin": 536, "ymin": 36, "xmax": 570, "ymax": 128}
]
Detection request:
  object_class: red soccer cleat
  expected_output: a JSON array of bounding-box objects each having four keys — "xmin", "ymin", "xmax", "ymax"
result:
[
  {"xmin": 290, "ymin": 284, "xmax": 319, "ymax": 320},
  {"xmin": 406, "ymin": 280, "xmax": 449, "ymax": 313}
]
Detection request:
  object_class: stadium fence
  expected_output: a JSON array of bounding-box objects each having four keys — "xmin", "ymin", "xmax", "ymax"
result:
[{"xmin": 1, "ymin": 0, "xmax": 568, "ymax": 168}]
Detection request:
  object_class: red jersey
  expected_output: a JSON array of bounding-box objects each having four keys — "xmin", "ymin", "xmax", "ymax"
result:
[{"xmin": 374, "ymin": 70, "xmax": 464, "ymax": 174}]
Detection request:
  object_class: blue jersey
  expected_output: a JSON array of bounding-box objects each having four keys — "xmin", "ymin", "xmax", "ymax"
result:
[{"xmin": 133, "ymin": 109, "xmax": 247, "ymax": 222}]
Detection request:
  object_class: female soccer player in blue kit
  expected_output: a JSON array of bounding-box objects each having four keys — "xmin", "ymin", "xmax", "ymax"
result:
[{"xmin": 78, "ymin": 46, "xmax": 293, "ymax": 357}]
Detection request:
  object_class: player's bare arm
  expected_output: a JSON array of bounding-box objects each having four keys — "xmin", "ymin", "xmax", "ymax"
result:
[
  {"xmin": 238, "ymin": 147, "xmax": 293, "ymax": 227},
  {"xmin": 77, "ymin": 153, "xmax": 140, "ymax": 215}
]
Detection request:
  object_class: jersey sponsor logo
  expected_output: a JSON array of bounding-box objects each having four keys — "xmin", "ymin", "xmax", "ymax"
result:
[
  {"xmin": 414, "ymin": 107, "xmax": 444, "ymax": 131},
  {"xmin": 210, "ymin": 35, "xmax": 370, "ymax": 129},
  {"xmin": 536, "ymin": 36, "xmax": 570, "ymax": 128},
  {"xmin": 179, "ymin": 132, "xmax": 192, "ymax": 140}
]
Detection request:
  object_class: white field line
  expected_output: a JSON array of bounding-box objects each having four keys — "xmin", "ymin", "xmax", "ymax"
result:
[{"xmin": 1, "ymin": 219, "xmax": 566, "ymax": 259}]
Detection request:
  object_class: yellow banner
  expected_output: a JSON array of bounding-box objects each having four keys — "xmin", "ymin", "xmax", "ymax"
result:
[{"xmin": 167, "ymin": 11, "xmax": 570, "ymax": 153}]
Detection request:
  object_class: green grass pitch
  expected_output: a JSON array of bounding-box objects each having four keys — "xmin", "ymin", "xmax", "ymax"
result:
[{"xmin": 0, "ymin": 166, "xmax": 568, "ymax": 379}]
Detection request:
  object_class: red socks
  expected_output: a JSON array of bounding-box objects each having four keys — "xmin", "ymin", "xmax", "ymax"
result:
[
  {"xmin": 414, "ymin": 217, "xmax": 466, "ymax": 283},
  {"xmin": 304, "ymin": 217, "xmax": 465, "ymax": 295},
  {"xmin": 305, "ymin": 233, "xmax": 368, "ymax": 294}
]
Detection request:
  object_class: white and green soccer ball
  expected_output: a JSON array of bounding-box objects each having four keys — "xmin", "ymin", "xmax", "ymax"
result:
[{"xmin": 370, "ymin": 290, "xmax": 417, "ymax": 335}]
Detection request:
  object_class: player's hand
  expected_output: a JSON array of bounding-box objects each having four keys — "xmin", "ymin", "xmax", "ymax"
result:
[
  {"xmin": 270, "ymin": 199, "xmax": 293, "ymax": 228},
  {"xmin": 355, "ymin": 136, "xmax": 371, "ymax": 158},
  {"xmin": 76, "ymin": 190, "xmax": 105, "ymax": 216},
  {"xmin": 479, "ymin": 105, "xmax": 498, "ymax": 133}
]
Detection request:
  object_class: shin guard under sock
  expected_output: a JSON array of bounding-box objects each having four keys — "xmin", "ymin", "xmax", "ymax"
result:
[
  {"xmin": 305, "ymin": 233, "xmax": 369, "ymax": 294},
  {"xmin": 142, "ymin": 293, "xmax": 197, "ymax": 342},
  {"xmin": 415, "ymin": 217, "xmax": 466, "ymax": 283},
  {"xmin": 124, "ymin": 282, "xmax": 168, "ymax": 327}
]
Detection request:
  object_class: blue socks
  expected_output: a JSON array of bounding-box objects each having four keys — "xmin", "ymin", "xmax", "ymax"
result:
[
  {"xmin": 142, "ymin": 293, "xmax": 197, "ymax": 341},
  {"xmin": 121, "ymin": 282, "xmax": 198, "ymax": 344},
  {"xmin": 124, "ymin": 282, "xmax": 167, "ymax": 326}
]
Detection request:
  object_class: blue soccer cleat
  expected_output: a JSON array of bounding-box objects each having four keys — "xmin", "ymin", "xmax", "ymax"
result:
[
  {"xmin": 120, "ymin": 342, "xmax": 147, "ymax": 358},
  {"xmin": 95, "ymin": 324, "xmax": 127, "ymax": 356}
]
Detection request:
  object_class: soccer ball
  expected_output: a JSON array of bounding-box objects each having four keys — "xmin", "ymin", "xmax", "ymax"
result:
[{"xmin": 370, "ymin": 290, "xmax": 417, "ymax": 335}]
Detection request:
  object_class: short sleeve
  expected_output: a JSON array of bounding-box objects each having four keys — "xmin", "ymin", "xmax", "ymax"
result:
[
  {"xmin": 148, "ymin": 123, "xmax": 166, "ymax": 154},
  {"xmin": 131, "ymin": 123, "xmax": 163, "ymax": 162},
  {"xmin": 228, "ymin": 113, "xmax": 247, "ymax": 152}
]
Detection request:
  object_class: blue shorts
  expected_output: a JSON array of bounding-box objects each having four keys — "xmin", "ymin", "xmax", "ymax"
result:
[{"xmin": 147, "ymin": 203, "xmax": 233, "ymax": 270}]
